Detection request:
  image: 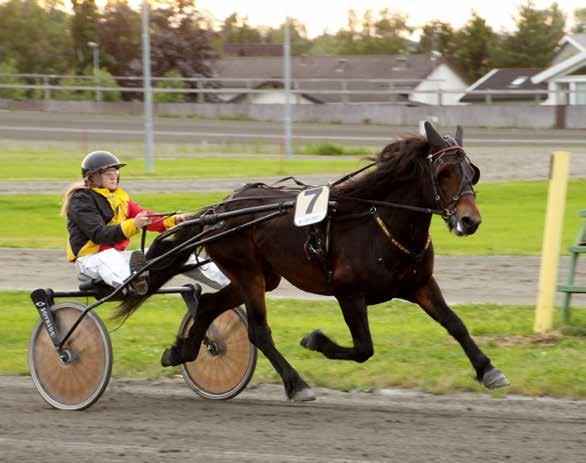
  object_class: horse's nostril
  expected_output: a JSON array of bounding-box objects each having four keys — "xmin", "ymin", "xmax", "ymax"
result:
[{"xmin": 461, "ymin": 216, "xmax": 474, "ymax": 226}]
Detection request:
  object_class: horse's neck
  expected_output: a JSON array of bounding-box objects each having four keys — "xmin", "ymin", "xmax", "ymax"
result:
[{"xmin": 375, "ymin": 179, "xmax": 433, "ymax": 247}]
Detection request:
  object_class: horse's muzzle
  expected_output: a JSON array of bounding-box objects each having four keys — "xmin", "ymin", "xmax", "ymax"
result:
[{"xmin": 449, "ymin": 214, "xmax": 481, "ymax": 236}]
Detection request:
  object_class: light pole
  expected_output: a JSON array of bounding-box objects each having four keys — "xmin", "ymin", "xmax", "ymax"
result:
[
  {"xmin": 142, "ymin": 0, "xmax": 155, "ymax": 174},
  {"xmin": 87, "ymin": 41, "xmax": 101, "ymax": 102}
]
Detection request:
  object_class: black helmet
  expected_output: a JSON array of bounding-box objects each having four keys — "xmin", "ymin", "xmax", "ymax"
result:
[{"xmin": 81, "ymin": 151, "xmax": 126, "ymax": 179}]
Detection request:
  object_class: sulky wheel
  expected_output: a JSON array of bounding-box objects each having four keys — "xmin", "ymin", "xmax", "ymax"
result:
[
  {"xmin": 28, "ymin": 302, "xmax": 112, "ymax": 411},
  {"xmin": 180, "ymin": 307, "xmax": 257, "ymax": 400}
]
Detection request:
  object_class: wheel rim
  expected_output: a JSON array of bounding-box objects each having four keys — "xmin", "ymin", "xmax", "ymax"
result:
[
  {"xmin": 181, "ymin": 308, "xmax": 256, "ymax": 399},
  {"xmin": 29, "ymin": 303, "xmax": 112, "ymax": 410}
]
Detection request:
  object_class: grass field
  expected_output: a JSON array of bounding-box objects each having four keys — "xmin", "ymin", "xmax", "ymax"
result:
[
  {"xmin": 2, "ymin": 292, "xmax": 585, "ymax": 398},
  {"xmin": 1, "ymin": 180, "xmax": 584, "ymax": 254},
  {"xmin": 0, "ymin": 148, "xmax": 364, "ymax": 180}
]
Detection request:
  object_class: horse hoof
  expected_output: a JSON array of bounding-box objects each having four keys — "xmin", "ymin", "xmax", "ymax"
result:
[
  {"xmin": 291, "ymin": 387, "xmax": 316, "ymax": 402},
  {"xmin": 300, "ymin": 329, "xmax": 324, "ymax": 351},
  {"xmin": 482, "ymin": 367, "xmax": 510, "ymax": 389},
  {"xmin": 161, "ymin": 347, "xmax": 180, "ymax": 367}
]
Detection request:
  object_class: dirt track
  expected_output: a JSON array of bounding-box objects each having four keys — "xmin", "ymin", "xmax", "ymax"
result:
[{"xmin": 1, "ymin": 376, "xmax": 585, "ymax": 463}]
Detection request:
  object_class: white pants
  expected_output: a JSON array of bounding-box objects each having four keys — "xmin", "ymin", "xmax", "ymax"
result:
[
  {"xmin": 76, "ymin": 248, "xmax": 134, "ymax": 287},
  {"xmin": 76, "ymin": 248, "xmax": 230, "ymax": 288}
]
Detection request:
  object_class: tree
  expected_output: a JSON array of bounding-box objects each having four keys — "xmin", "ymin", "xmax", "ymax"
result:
[
  {"xmin": 453, "ymin": 12, "xmax": 498, "ymax": 81},
  {"xmin": 0, "ymin": 0, "xmax": 73, "ymax": 75},
  {"xmin": 70, "ymin": 0, "xmax": 99, "ymax": 74},
  {"xmin": 317, "ymin": 9, "xmax": 411, "ymax": 55},
  {"xmin": 418, "ymin": 21, "xmax": 457, "ymax": 57},
  {"xmin": 98, "ymin": 1, "xmax": 142, "ymax": 78},
  {"xmin": 498, "ymin": 1, "xmax": 566, "ymax": 67},
  {"xmin": 221, "ymin": 13, "xmax": 262, "ymax": 44}
]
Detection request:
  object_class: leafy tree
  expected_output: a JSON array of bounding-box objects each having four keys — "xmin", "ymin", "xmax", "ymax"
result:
[
  {"xmin": 0, "ymin": 60, "xmax": 27, "ymax": 99},
  {"xmin": 221, "ymin": 13, "xmax": 262, "ymax": 44},
  {"xmin": 264, "ymin": 19, "xmax": 313, "ymax": 55},
  {"xmin": 313, "ymin": 9, "xmax": 411, "ymax": 55},
  {"xmin": 98, "ymin": 1, "xmax": 142, "ymax": 78},
  {"xmin": 453, "ymin": 12, "xmax": 498, "ymax": 81},
  {"xmin": 0, "ymin": 0, "xmax": 73, "ymax": 76},
  {"xmin": 498, "ymin": 1, "xmax": 566, "ymax": 67},
  {"xmin": 70, "ymin": 0, "xmax": 99, "ymax": 74},
  {"xmin": 418, "ymin": 21, "xmax": 457, "ymax": 57},
  {"xmin": 153, "ymin": 70, "xmax": 186, "ymax": 103}
]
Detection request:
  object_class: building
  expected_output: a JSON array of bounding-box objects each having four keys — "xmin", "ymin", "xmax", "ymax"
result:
[
  {"xmin": 459, "ymin": 68, "xmax": 547, "ymax": 104},
  {"xmin": 531, "ymin": 34, "xmax": 586, "ymax": 105},
  {"xmin": 210, "ymin": 54, "xmax": 468, "ymax": 105},
  {"xmin": 460, "ymin": 34, "xmax": 586, "ymax": 105}
]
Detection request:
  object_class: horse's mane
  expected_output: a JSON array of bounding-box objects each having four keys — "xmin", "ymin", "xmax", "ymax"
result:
[{"xmin": 333, "ymin": 135, "xmax": 429, "ymax": 199}]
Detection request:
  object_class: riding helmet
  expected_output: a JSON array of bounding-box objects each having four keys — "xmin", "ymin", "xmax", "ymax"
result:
[{"xmin": 81, "ymin": 151, "xmax": 126, "ymax": 179}]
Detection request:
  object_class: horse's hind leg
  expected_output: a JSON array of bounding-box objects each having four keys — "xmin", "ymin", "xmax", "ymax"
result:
[
  {"xmin": 241, "ymin": 271, "xmax": 315, "ymax": 402},
  {"xmin": 412, "ymin": 277, "xmax": 510, "ymax": 389},
  {"xmin": 300, "ymin": 294, "xmax": 374, "ymax": 362},
  {"xmin": 161, "ymin": 283, "xmax": 242, "ymax": 367}
]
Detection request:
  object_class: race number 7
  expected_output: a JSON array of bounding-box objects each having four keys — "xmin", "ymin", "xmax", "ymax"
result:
[
  {"xmin": 303, "ymin": 188, "xmax": 322, "ymax": 214},
  {"xmin": 293, "ymin": 186, "xmax": 330, "ymax": 227}
]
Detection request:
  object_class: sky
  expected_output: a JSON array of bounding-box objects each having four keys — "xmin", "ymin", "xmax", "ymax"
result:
[{"xmin": 195, "ymin": 0, "xmax": 584, "ymax": 38}]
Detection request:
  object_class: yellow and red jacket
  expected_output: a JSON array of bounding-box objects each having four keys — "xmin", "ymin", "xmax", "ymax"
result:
[{"xmin": 66, "ymin": 187, "xmax": 177, "ymax": 262}]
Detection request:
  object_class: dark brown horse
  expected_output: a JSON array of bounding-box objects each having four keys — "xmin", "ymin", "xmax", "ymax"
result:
[{"xmin": 118, "ymin": 121, "xmax": 510, "ymax": 401}]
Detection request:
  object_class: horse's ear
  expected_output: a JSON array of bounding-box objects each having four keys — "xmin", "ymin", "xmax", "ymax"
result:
[
  {"xmin": 424, "ymin": 121, "xmax": 445, "ymax": 150},
  {"xmin": 455, "ymin": 125, "xmax": 463, "ymax": 146}
]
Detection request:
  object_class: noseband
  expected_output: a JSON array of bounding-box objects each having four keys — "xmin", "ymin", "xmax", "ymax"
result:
[{"xmin": 427, "ymin": 145, "xmax": 477, "ymax": 220}]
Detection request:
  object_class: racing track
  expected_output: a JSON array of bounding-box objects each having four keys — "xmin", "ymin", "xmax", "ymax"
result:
[{"xmin": 1, "ymin": 376, "xmax": 585, "ymax": 463}]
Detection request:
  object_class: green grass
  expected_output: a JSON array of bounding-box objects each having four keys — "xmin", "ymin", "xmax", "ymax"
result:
[
  {"xmin": 2, "ymin": 291, "xmax": 586, "ymax": 398},
  {"xmin": 0, "ymin": 148, "xmax": 363, "ymax": 180},
  {"xmin": 1, "ymin": 180, "xmax": 584, "ymax": 254}
]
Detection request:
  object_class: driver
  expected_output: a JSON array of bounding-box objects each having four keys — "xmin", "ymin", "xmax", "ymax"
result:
[{"xmin": 61, "ymin": 150, "xmax": 191, "ymax": 295}]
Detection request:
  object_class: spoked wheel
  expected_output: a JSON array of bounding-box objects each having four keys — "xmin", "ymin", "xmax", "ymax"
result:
[
  {"xmin": 179, "ymin": 307, "xmax": 257, "ymax": 400},
  {"xmin": 28, "ymin": 302, "xmax": 113, "ymax": 410}
]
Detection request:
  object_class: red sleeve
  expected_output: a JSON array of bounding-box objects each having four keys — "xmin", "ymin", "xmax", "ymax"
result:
[{"xmin": 127, "ymin": 199, "xmax": 167, "ymax": 233}]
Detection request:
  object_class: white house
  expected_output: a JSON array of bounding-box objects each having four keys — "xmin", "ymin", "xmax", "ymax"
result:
[{"xmin": 531, "ymin": 34, "xmax": 586, "ymax": 105}]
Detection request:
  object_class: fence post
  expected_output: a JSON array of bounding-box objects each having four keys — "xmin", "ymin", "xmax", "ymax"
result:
[
  {"xmin": 43, "ymin": 76, "xmax": 51, "ymax": 101},
  {"xmin": 534, "ymin": 151, "xmax": 571, "ymax": 333}
]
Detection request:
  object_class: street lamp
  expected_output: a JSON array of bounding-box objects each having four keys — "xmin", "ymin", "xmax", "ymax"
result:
[{"xmin": 87, "ymin": 41, "xmax": 101, "ymax": 102}]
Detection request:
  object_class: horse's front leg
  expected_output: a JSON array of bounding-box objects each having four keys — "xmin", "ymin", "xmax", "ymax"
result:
[
  {"xmin": 411, "ymin": 277, "xmax": 510, "ymax": 389},
  {"xmin": 300, "ymin": 294, "xmax": 374, "ymax": 362}
]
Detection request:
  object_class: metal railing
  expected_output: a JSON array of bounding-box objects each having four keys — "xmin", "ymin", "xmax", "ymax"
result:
[{"xmin": 0, "ymin": 73, "xmax": 574, "ymax": 105}]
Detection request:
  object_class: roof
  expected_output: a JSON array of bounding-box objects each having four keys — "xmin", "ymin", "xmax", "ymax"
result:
[
  {"xmin": 559, "ymin": 33, "xmax": 586, "ymax": 52},
  {"xmin": 212, "ymin": 54, "xmax": 447, "ymax": 103},
  {"xmin": 460, "ymin": 68, "xmax": 547, "ymax": 103},
  {"xmin": 532, "ymin": 50, "xmax": 586, "ymax": 83}
]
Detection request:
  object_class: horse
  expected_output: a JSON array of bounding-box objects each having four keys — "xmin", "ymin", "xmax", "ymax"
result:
[{"xmin": 116, "ymin": 121, "xmax": 510, "ymax": 401}]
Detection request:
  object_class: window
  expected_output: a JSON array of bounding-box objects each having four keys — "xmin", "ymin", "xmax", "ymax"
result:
[{"xmin": 510, "ymin": 76, "xmax": 527, "ymax": 87}]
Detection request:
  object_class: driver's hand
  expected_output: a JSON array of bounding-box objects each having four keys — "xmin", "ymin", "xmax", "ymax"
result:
[
  {"xmin": 175, "ymin": 213, "xmax": 194, "ymax": 224},
  {"xmin": 134, "ymin": 211, "xmax": 151, "ymax": 229}
]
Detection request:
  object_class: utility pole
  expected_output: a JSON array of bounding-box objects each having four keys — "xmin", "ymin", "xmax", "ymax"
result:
[
  {"xmin": 87, "ymin": 41, "xmax": 101, "ymax": 103},
  {"xmin": 142, "ymin": 0, "xmax": 155, "ymax": 174},
  {"xmin": 283, "ymin": 17, "xmax": 292, "ymax": 159}
]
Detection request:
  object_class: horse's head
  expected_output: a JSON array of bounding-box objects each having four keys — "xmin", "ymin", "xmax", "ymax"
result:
[{"xmin": 424, "ymin": 121, "xmax": 481, "ymax": 236}]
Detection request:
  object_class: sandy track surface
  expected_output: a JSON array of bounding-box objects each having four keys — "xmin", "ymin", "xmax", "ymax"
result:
[
  {"xmin": 2, "ymin": 248, "xmax": 584, "ymax": 306},
  {"xmin": 1, "ymin": 376, "xmax": 585, "ymax": 463}
]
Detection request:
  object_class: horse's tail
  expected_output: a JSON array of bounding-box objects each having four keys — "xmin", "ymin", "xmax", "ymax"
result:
[{"xmin": 112, "ymin": 222, "xmax": 202, "ymax": 321}]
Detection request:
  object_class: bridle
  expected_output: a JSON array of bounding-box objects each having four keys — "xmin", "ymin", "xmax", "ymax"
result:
[
  {"xmin": 330, "ymin": 141, "xmax": 479, "ymax": 222},
  {"xmin": 426, "ymin": 144, "xmax": 479, "ymax": 220}
]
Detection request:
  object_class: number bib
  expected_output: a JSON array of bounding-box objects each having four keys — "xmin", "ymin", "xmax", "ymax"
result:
[{"xmin": 294, "ymin": 186, "xmax": 330, "ymax": 227}]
